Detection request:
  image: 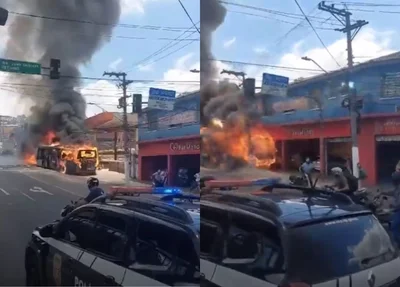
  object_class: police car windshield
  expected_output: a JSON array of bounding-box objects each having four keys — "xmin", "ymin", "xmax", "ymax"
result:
[{"xmin": 285, "ymin": 215, "xmax": 397, "ymax": 284}]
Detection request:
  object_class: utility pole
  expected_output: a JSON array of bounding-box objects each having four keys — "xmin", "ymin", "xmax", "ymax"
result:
[
  {"xmin": 318, "ymin": 1, "xmax": 368, "ymax": 178},
  {"xmin": 103, "ymin": 72, "xmax": 133, "ymax": 184}
]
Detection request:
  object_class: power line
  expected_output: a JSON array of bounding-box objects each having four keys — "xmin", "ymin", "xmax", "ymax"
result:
[
  {"xmin": 220, "ymin": 0, "xmax": 340, "ymax": 24},
  {"xmin": 125, "ymin": 22, "xmax": 199, "ymax": 72},
  {"xmin": 7, "ymin": 10, "xmax": 196, "ymax": 32},
  {"xmin": 293, "ymin": 0, "xmax": 341, "ymax": 68},
  {"xmin": 177, "ymin": 0, "xmax": 200, "ymax": 33},
  {"xmin": 142, "ymin": 38, "xmax": 198, "ymax": 67},
  {"xmin": 212, "ymin": 59, "xmax": 325, "ymax": 72},
  {"xmin": 326, "ymin": 1, "xmax": 400, "ymax": 7},
  {"xmin": 227, "ymin": 9, "xmax": 336, "ymax": 30}
]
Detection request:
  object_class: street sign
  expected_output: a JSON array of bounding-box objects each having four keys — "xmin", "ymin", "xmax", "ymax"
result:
[
  {"xmin": 261, "ymin": 73, "xmax": 289, "ymax": 96},
  {"xmin": 0, "ymin": 58, "xmax": 41, "ymax": 75},
  {"xmin": 148, "ymin": 87, "xmax": 176, "ymax": 111}
]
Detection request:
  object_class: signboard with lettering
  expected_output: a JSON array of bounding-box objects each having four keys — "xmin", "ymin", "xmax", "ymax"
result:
[
  {"xmin": 170, "ymin": 142, "xmax": 200, "ymax": 151},
  {"xmin": 158, "ymin": 111, "xmax": 197, "ymax": 128},
  {"xmin": 290, "ymin": 128, "xmax": 314, "ymax": 137},
  {"xmin": 0, "ymin": 58, "xmax": 41, "ymax": 75},
  {"xmin": 381, "ymin": 72, "xmax": 400, "ymax": 98},
  {"xmin": 148, "ymin": 88, "xmax": 176, "ymax": 111},
  {"xmin": 375, "ymin": 119, "xmax": 400, "ymax": 134},
  {"xmin": 261, "ymin": 73, "xmax": 289, "ymax": 96}
]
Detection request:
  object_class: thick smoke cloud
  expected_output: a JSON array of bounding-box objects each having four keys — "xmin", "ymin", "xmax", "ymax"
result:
[
  {"xmin": 200, "ymin": 0, "xmax": 226, "ymax": 124},
  {"xmin": 1, "ymin": 0, "xmax": 121, "ymax": 151}
]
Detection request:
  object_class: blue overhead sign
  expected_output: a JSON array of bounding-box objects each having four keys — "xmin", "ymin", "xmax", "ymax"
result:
[
  {"xmin": 262, "ymin": 73, "xmax": 289, "ymax": 97},
  {"xmin": 148, "ymin": 87, "xmax": 176, "ymax": 111}
]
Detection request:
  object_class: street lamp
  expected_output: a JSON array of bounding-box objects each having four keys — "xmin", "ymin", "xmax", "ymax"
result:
[
  {"xmin": 0, "ymin": 7, "xmax": 8, "ymax": 26},
  {"xmin": 87, "ymin": 102, "xmax": 107, "ymax": 113},
  {"xmin": 301, "ymin": 56, "xmax": 328, "ymax": 73},
  {"xmin": 190, "ymin": 69, "xmax": 200, "ymax": 73}
]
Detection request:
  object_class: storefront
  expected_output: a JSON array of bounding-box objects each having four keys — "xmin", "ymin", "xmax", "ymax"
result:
[
  {"xmin": 138, "ymin": 136, "xmax": 201, "ymax": 185},
  {"xmin": 267, "ymin": 114, "xmax": 400, "ymax": 186}
]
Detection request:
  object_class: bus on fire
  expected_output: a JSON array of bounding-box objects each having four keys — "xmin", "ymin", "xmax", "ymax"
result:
[{"xmin": 35, "ymin": 144, "xmax": 99, "ymax": 175}]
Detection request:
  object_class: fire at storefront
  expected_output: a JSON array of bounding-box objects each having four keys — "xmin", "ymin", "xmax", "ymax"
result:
[{"xmin": 201, "ymin": 117, "xmax": 277, "ymax": 170}]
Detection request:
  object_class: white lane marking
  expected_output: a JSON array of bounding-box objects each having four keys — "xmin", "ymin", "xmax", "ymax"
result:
[
  {"xmin": 0, "ymin": 188, "xmax": 9, "ymax": 195},
  {"xmin": 29, "ymin": 186, "xmax": 53, "ymax": 195},
  {"xmin": 21, "ymin": 192, "xmax": 36, "ymax": 201},
  {"xmin": 19, "ymin": 171, "xmax": 79, "ymax": 196}
]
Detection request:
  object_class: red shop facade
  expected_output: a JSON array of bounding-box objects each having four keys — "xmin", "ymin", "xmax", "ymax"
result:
[
  {"xmin": 265, "ymin": 114, "xmax": 400, "ymax": 186},
  {"xmin": 138, "ymin": 136, "xmax": 201, "ymax": 185}
]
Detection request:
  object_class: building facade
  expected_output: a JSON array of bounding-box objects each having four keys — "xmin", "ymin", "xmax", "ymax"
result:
[
  {"xmin": 85, "ymin": 112, "xmax": 138, "ymax": 177},
  {"xmin": 261, "ymin": 52, "xmax": 400, "ymax": 185},
  {"xmin": 138, "ymin": 91, "xmax": 200, "ymax": 185}
]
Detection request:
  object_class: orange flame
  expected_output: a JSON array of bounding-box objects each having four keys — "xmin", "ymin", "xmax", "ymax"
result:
[
  {"xmin": 23, "ymin": 130, "xmax": 99, "ymax": 168},
  {"xmin": 24, "ymin": 154, "xmax": 36, "ymax": 165},
  {"xmin": 202, "ymin": 116, "xmax": 276, "ymax": 169}
]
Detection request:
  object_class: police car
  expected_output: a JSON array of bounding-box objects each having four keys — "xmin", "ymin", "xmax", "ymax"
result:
[
  {"xmin": 25, "ymin": 186, "xmax": 200, "ymax": 286},
  {"xmin": 200, "ymin": 178, "xmax": 400, "ymax": 287}
]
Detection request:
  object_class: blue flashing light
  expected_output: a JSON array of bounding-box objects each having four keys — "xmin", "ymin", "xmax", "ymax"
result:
[
  {"xmin": 152, "ymin": 187, "xmax": 182, "ymax": 194},
  {"xmin": 252, "ymin": 177, "xmax": 281, "ymax": 186}
]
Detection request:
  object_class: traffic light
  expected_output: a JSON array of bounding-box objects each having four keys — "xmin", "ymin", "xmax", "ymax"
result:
[
  {"xmin": 49, "ymin": 58, "xmax": 60, "ymax": 80},
  {"xmin": 0, "ymin": 8, "xmax": 8, "ymax": 26},
  {"xmin": 243, "ymin": 78, "xmax": 256, "ymax": 98},
  {"xmin": 132, "ymin": 94, "xmax": 142, "ymax": 114}
]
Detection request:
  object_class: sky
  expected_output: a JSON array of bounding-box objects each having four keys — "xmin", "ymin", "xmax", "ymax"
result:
[
  {"xmin": 212, "ymin": 0, "xmax": 400, "ymax": 87},
  {"xmin": 0, "ymin": 0, "xmax": 200, "ymax": 117},
  {"xmin": 0, "ymin": 0, "xmax": 398, "ymax": 118}
]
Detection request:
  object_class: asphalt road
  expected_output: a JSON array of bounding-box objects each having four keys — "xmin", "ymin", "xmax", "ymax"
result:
[{"xmin": 0, "ymin": 157, "xmax": 113, "ymax": 285}]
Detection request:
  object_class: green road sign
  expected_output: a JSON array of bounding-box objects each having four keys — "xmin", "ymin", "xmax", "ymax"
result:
[{"xmin": 0, "ymin": 58, "xmax": 41, "ymax": 75}]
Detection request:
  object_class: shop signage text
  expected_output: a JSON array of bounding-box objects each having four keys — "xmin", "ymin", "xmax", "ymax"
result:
[
  {"xmin": 159, "ymin": 111, "xmax": 197, "ymax": 128},
  {"xmin": 291, "ymin": 128, "xmax": 314, "ymax": 137},
  {"xmin": 170, "ymin": 142, "xmax": 200, "ymax": 151},
  {"xmin": 375, "ymin": 119, "xmax": 400, "ymax": 134}
]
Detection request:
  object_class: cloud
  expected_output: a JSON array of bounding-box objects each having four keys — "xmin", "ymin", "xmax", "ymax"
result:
[
  {"xmin": 137, "ymin": 63, "xmax": 154, "ymax": 72},
  {"xmin": 223, "ymin": 37, "xmax": 236, "ymax": 49},
  {"xmin": 120, "ymin": 0, "xmax": 171, "ymax": 16},
  {"xmin": 109, "ymin": 58, "xmax": 123, "ymax": 71},
  {"xmin": 81, "ymin": 52, "xmax": 200, "ymax": 117},
  {"xmin": 242, "ymin": 28, "xmax": 397, "ymax": 86},
  {"xmin": 253, "ymin": 47, "xmax": 268, "ymax": 55}
]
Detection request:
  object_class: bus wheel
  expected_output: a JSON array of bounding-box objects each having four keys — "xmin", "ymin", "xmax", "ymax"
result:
[{"xmin": 60, "ymin": 165, "xmax": 66, "ymax": 174}]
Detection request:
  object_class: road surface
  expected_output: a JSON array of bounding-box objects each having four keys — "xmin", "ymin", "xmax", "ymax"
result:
[{"xmin": 0, "ymin": 156, "xmax": 146, "ymax": 285}]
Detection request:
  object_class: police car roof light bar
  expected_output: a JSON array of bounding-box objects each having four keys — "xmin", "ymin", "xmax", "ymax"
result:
[
  {"xmin": 160, "ymin": 193, "xmax": 200, "ymax": 202},
  {"xmin": 109, "ymin": 186, "xmax": 182, "ymax": 197},
  {"xmin": 204, "ymin": 177, "xmax": 282, "ymax": 188}
]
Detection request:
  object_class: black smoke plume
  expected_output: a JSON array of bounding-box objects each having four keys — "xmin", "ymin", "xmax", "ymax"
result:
[
  {"xmin": 200, "ymin": 0, "xmax": 226, "ymax": 124},
  {"xmin": 1, "ymin": 0, "xmax": 121, "ymax": 153}
]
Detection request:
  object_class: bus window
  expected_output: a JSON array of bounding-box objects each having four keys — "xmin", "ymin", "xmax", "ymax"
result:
[{"xmin": 78, "ymin": 150, "xmax": 96, "ymax": 159}]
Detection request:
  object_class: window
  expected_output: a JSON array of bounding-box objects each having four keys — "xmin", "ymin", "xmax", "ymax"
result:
[
  {"xmin": 89, "ymin": 211, "xmax": 128, "ymax": 259},
  {"xmin": 130, "ymin": 221, "xmax": 175, "ymax": 267},
  {"xmin": 200, "ymin": 205, "xmax": 228, "ymax": 259},
  {"xmin": 222, "ymin": 212, "xmax": 284, "ymax": 283},
  {"xmin": 286, "ymin": 215, "xmax": 397, "ymax": 285},
  {"xmin": 128, "ymin": 220, "xmax": 199, "ymax": 285},
  {"xmin": 58, "ymin": 208, "xmax": 97, "ymax": 249}
]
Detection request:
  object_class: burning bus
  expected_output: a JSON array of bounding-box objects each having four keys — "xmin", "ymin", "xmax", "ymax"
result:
[
  {"xmin": 23, "ymin": 131, "xmax": 99, "ymax": 175},
  {"xmin": 35, "ymin": 144, "xmax": 99, "ymax": 175}
]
